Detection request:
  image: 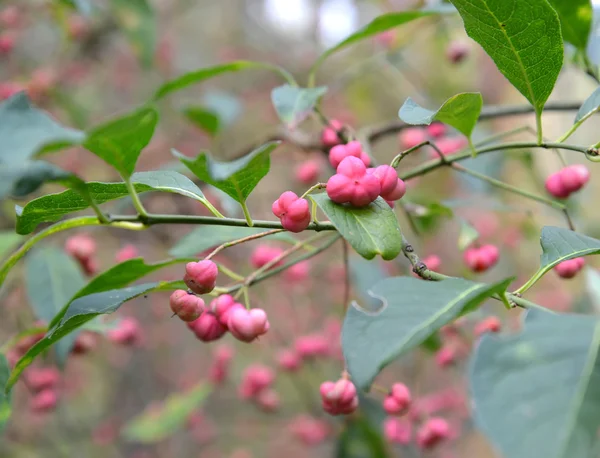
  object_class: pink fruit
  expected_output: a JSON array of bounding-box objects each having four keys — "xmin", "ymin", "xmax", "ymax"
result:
[
  {"xmin": 384, "ymin": 417, "xmax": 412, "ymax": 445},
  {"xmin": 238, "ymin": 364, "xmax": 275, "ymax": 399},
  {"xmin": 383, "ymin": 383, "xmax": 412, "ymax": 415},
  {"xmin": 256, "ymin": 389, "xmax": 280, "ymax": 412},
  {"xmin": 24, "ymin": 367, "xmax": 60, "ymax": 393},
  {"xmin": 107, "ymin": 317, "xmax": 141, "ymax": 346},
  {"xmin": 295, "ymin": 159, "xmax": 321, "ymax": 184},
  {"xmin": 381, "ymin": 178, "xmax": 406, "ymax": 202},
  {"xmin": 250, "ymin": 245, "xmax": 284, "ymax": 269},
  {"xmin": 446, "ymin": 40, "xmax": 470, "ymax": 64},
  {"xmin": 272, "ymin": 191, "xmax": 311, "ymax": 233},
  {"xmin": 399, "ymin": 127, "xmax": 427, "ymax": 149},
  {"xmin": 211, "ymin": 294, "xmax": 244, "ymax": 326},
  {"xmin": 422, "ymin": 255, "xmax": 441, "ymax": 271},
  {"xmin": 31, "ymin": 389, "xmax": 58, "ymax": 413},
  {"xmin": 416, "ymin": 417, "xmax": 450, "ymax": 449},
  {"xmin": 0, "ymin": 33, "xmax": 14, "ymax": 55},
  {"xmin": 368, "ymin": 165, "xmax": 399, "ymax": 196},
  {"xmin": 115, "ymin": 244, "xmax": 139, "ymax": 263},
  {"xmin": 561, "ymin": 164, "xmax": 590, "ymax": 194},
  {"xmin": 208, "ymin": 344, "xmax": 234, "ymax": 384},
  {"xmin": 435, "ymin": 346, "xmax": 456, "ymax": 368},
  {"xmin": 0, "ymin": 6, "xmax": 20, "ymax": 28},
  {"xmin": 71, "ymin": 331, "xmax": 97, "ymax": 355},
  {"xmin": 474, "ymin": 316, "xmax": 502, "ymax": 336},
  {"xmin": 327, "ymin": 156, "xmax": 381, "ymax": 207},
  {"xmin": 289, "ymin": 415, "xmax": 330, "ymax": 445},
  {"xmin": 321, "ymin": 119, "xmax": 343, "ymax": 147},
  {"xmin": 434, "ymin": 137, "xmax": 468, "ymax": 157},
  {"xmin": 427, "ymin": 123, "xmax": 447, "ymax": 138},
  {"xmin": 65, "ymin": 233, "xmax": 96, "ymax": 261},
  {"xmin": 227, "ymin": 308, "xmax": 270, "ymax": 342},
  {"xmin": 554, "ymin": 258, "xmax": 585, "ymax": 279},
  {"xmin": 189, "ymin": 313, "xmax": 227, "ymax": 342},
  {"xmin": 328, "ymin": 141, "xmax": 367, "ymax": 168},
  {"xmin": 277, "ymin": 349, "xmax": 302, "ymax": 372},
  {"xmin": 0, "ymin": 81, "xmax": 24, "ymax": 100},
  {"xmin": 463, "ymin": 244, "xmax": 499, "ymax": 273},
  {"xmin": 184, "ymin": 260, "xmax": 219, "ymax": 294},
  {"xmin": 545, "ymin": 173, "xmax": 569, "ymax": 199},
  {"xmin": 295, "ymin": 334, "xmax": 329, "ymax": 359},
  {"xmin": 320, "ymin": 378, "xmax": 358, "ymax": 416},
  {"xmin": 169, "ymin": 290, "xmax": 204, "ymax": 322},
  {"xmin": 283, "ymin": 260, "xmax": 310, "ymax": 282}
]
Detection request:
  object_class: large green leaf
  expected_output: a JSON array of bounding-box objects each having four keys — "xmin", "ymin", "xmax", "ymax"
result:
[
  {"xmin": 182, "ymin": 107, "xmax": 221, "ymax": 136},
  {"xmin": 110, "ymin": 0, "xmax": 156, "ymax": 67},
  {"xmin": 0, "ymin": 93, "xmax": 85, "ymax": 165},
  {"xmin": 16, "ymin": 171, "xmax": 208, "ymax": 235},
  {"xmin": 270, "ymin": 85, "xmax": 328, "ymax": 127},
  {"xmin": 448, "ymin": 0, "xmax": 563, "ymax": 115},
  {"xmin": 83, "ymin": 107, "xmax": 158, "ymax": 178},
  {"xmin": 336, "ymin": 416, "xmax": 389, "ymax": 458},
  {"xmin": 398, "ymin": 93, "xmax": 482, "ymax": 140},
  {"xmin": 309, "ymin": 12, "xmax": 434, "ymax": 83},
  {"xmin": 575, "ymin": 86, "xmax": 600, "ymax": 123},
  {"xmin": 169, "ymin": 226, "xmax": 295, "ymax": 257},
  {"xmin": 547, "ymin": 0, "xmax": 593, "ymax": 51},
  {"xmin": 343, "ymin": 277, "xmax": 511, "ymax": 390},
  {"xmin": 310, "ymin": 194, "xmax": 401, "ymax": 261},
  {"xmin": 0, "ymin": 355, "xmax": 10, "ymax": 433},
  {"xmin": 471, "ymin": 309, "xmax": 600, "ymax": 458},
  {"xmin": 173, "ymin": 142, "xmax": 279, "ymax": 204},
  {"xmin": 349, "ymin": 256, "xmax": 388, "ymax": 311},
  {"xmin": 123, "ymin": 382, "xmax": 211, "ymax": 443}
]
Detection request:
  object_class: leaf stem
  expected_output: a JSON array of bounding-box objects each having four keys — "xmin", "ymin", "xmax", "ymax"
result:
[
  {"xmin": 240, "ymin": 202, "xmax": 254, "ymax": 227},
  {"xmin": 217, "ymin": 264, "xmax": 244, "ymax": 281},
  {"xmin": 535, "ymin": 111, "xmax": 543, "ymax": 145},
  {"xmin": 555, "ymin": 107, "xmax": 600, "ymax": 143},
  {"xmin": 300, "ymin": 183, "xmax": 327, "ymax": 199},
  {"xmin": 199, "ymin": 198, "xmax": 225, "ymax": 218},
  {"xmin": 88, "ymin": 197, "xmax": 110, "ymax": 224},
  {"xmin": 124, "ymin": 177, "xmax": 149, "ymax": 219}
]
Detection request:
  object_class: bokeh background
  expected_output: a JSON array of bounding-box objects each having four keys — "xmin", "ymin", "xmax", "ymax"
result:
[{"xmin": 2, "ymin": 0, "xmax": 600, "ymax": 457}]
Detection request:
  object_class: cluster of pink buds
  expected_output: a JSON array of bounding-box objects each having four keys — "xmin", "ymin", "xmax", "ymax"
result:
[
  {"xmin": 545, "ymin": 165, "xmax": 590, "ymax": 199},
  {"xmin": 272, "ymin": 191, "xmax": 311, "ymax": 232},
  {"xmin": 289, "ymin": 415, "xmax": 330, "ymax": 446},
  {"xmin": 463, "ymin": 244, "xmax": 499, "ymax": 273},
  {"xmin": 398, "ymin": 123, "xmax": 468, "ymax": 158},
  {"xmin": 319, "ymin": 378, "xmax": 358, "ymax": 415},
  {"xmin": 65, "ymin": 233, "xmax": 98, "ymax": 276},
  {"xmin": 321, "ymin": 119, "xmax": 344, "ymax": 147},
  {"xmin": 107, "ymin": 317, "xmax": 142, "ymax": 346},
  {"xmin": 24, "ymin": 366, "xmax": 61, "ymax": 413},
  {"xmin": 383, "ymin": 383, "xmax": 412, "ymax": 415},
  {"xmin": 554, "ymin": 257, "xmax": 585, "ymax": 279},
  {"xmin": 238, "ymin": 364, "xmax": 280, "ymax": 412}
]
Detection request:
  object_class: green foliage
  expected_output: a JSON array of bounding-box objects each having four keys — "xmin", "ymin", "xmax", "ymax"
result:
[
  {"xmin": 349, "ymin": 256, "xmax": 388, "ymax": 310},
  {"xmin": 398, "ymin": 93, "xmax": 483, "ymax": 141},
  {"xmin": 174, "ymin": 142, "xmax": 279, "ymax": 204},
  {"xmin": 0, "ymin": 355, "xmax": 10, "ymax": 433},
  {"xmin": 336, "ymin": 416, "xmax": 389, "ymax": 458},
  {"xmin": 270, "ymin": 85, "xmax": 328, "ymax": 127},
  {"xmin": 84, "ymin": 106, "xmax": 158, "ymax": 178},
  {"xmin": 16, "ymin": 171, "xmax": 209, "ymax": 234},
  {"xmin": 342, "ymin": 277, "xmax": 511, "ymax": 390},
  {"xmin": 575, "ymin": 86, "xmax": 600, "ymax": 123},
  {"xmin": 547, "ymin": 0, "xmax": 593, "ymax": 51},
  {"xmin": 470, "ymin": 309, "xmax": 600, "ymax": 458},
  {"xmin": 448, "ymin": 0, "xmax": 563, "ymax": 116},
  {"xmin": 183, "ymin": 107, "xmax": 221, "ymax": 136},
  {"xmin": 123, "ymin": 382, "xmax": 211, "ymax": 443},
  {"xmin": 311, "ymin": 194, "xmax": 402, "ymax": 261},
  {"xmin": 110, "ymin": 0, "xmax": 156, "ymax": 67}
]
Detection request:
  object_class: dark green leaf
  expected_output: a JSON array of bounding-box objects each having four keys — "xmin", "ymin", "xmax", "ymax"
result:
[
  {"xmin": 154, "ymin": 61, "xmax": 267, "ymax": 100},
  {"xmin": 343, "ymin": 277, "xmax": 511, "ymax": 390},
  {"xmin": 448, "ymin": 0, "xmax": 563, "ymax": 115},
  {"xmin": 349, "ymin": 255, "xmax": 389, "ymax": 311},
  {"xmin": 336, "ymin": 416, "xmax": 389, "ymax": 458},
  {"xmin": 123, "ymin": 382, "xmax": 211, "ymax": 443},
  {"xmin": 110, "ymin": 0, "xmax": 156, "ymax": 67},
  {"xmin": 173, "ymin": 142, "xmax": 279, "ymax": 204},
  {"xmin": 16, "ymin": 171, "xmax": 206, "ymax": 235},
  {"xmin": 575, "ymin": 86, "xmax": 600, "ymax": 123},
  {"xmin": 471, "ymin": 309, "xmax": 600, "ymax": 458},
  {"xmin": 84, "ymin": 107, "xmax": 158, "ymax": 178},
  {"xmin": 547, "ymin": 0, "xmax": 592, "ymax": 51},
  {"xmin": 398, "ymin": 93, "xmax": 482, "ymax": 139},
  {"xmin": 0, "ymin": 93, "xmax": 85, "ymax": 165},
  {"xmin": 310, "ymin": 12, "xmax": 434, "ymax": 77},
  {"xmin": 0, "ymin": 355, "xmax": 10, "ymax": 433},
  {"xmin": 0, "ymin": 232, "xmax": 22, "ymax": 260},
  {"xmin": 169, "ymin": 226, "xmax": 295, "ymax": 258},
  {"xmin": 271, "ymin": 85, "xmax": 328, "ymax": 127},
  {"xmin": 458, "ymin": 219, "xmax": 479, "ymax": 251},
  {"xmin": 311, "ymin": 194, "xmax": 402, "ymax": 261},
  {"xmin": 183, "ymin": 107, "xmax": 221, "ymax": 136}
]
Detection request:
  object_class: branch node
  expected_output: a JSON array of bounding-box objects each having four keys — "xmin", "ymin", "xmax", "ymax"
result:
[{"xmin": 405, "ymin": 244, "xmax": 414, "ymax": 253}]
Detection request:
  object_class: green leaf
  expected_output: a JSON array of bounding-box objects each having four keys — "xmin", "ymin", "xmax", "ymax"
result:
[
  {"xmin": 59, "ymin": 0, "xmax": 93, "ymax": 16},
  {"xmin": 448, "ymin": 0, "xmax": 563, "ymax": 115},
  {"xmin": 123, "ymin": 382, "xmax": 211, "ymax": 443},
  {"xmin": 173, "ymin": 142, "xmax": 279, "ymax": 204},
  {"xmin": 0, "ymin": 354, "xmax": 11, "ymax": 433},
  {"xmin": 311, "ymin": 194, "xmax": 401, "ymax": 261},
  {"xmin": 407, "ymin": 200, "xmax": 454, "ymax": 233},
  {"xmin": 16, "ymin": 171, "xmax": 207, "ymax": 235},
  {"xmin": 309, "ymin": 12, "xmax": 434, "ymax": 81},
  {"xmin": 336, "ymin": 416, "xmax": 389, "ymax": 458},
  {"xmin": 154, "ymin": 61, "xmax": 275, "ymax": 100},
  {"xmin": 0, "ymin": 93, "xmax": 85, "ymax": 165},
  {"xmin": 271, "ymin": 85, "xmax": 328, "ymax": 127},
  {"xmin": 0, "ymin": 232, "xmax": 22, "ymax": 260},
  {"xmin": 349, "ymin": 255, "xmax": 389, "ymax": 311},
  {"xmin": 398, "ymin": 93, "xmax": 483, "ymax": 139},
  {"xmin": 110, "ymin": 0, "xmax": 156, "ymax": 67},
  {"xmin": 458, "ymin": 219, "xmax": 480, "ymax": 251},
  {"xmin": 547, "ymin": 0, "xmax": 593, "ymax": 51},
  {"xmin": 585, "ymin": 268, "xmax": 600, "ymax": 313},
  {"xmin": 169, "ymin": 226, "xmax": 295, "ymax": 258},
  {"xmin": 470, "ymin": 309, "xmax": 600, "ymax": 458},
  {"xmin": 183, "ymin": 107, "xmax": 221, "ymax": 136},
  {"xmin": 575, "ymin": 86, "xmax": 600, "ymax": 123},
  {"xmin": 84, "ymin": 106, "xmax": 158, "ymax": 178},
  {"xmin": 343, "ymin": 277, "xmax": 511, "ymax": 390}
]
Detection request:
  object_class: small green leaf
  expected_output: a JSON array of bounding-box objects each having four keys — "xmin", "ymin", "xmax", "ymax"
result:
[
  {"xmin": 458, "ymin": 219, "xmax": 479, "ymax": 251},
  {"xmin": 84, "ymin": 107, "xmax": 158, "ymax": 178},
  {"xmin": 0, "ymin": 354, "xmax": 11, "ymax": 433},
  {"xmin": 183, "ymin": 107, "xmax": 221, "ymax": 136},
  {"xmin": 398, "ymin": 93, "xmax": 483, "ymax": 140},
  {"xmin": 575, "ymin": 86, "xmax": 600, "ymax": 123},
  {"xmin": 343, "ymin": 277, "xmax": 511, "ymax": 390},
  {"xmin": 123, "ymin": 382, "xmax": 211, "ymax": 443},
  {"xmin": 448, "ymin": 0, "xmax": 563, "ymax": 115},
  {"xmin": 336, "ymin": 416, "xmax": 389, "ymax": 458},
  {"xmin": 271, "ymin": 85, "xmax": 328, "ymax": 127},
  {"xmin": 110, "ymin": 0, "xmax": 156, "ymax": 67},
  {"xmin": 174, "ymin": 142, "xmax": 279, "ymax": 204},
  {"xmin": 547, "ymin": 0, "xmax": 593, "ymax": 51},
  {"xmin": 0, "ymin": 232, "xmax": 22, "ymax": 260},
  {"xmin": 470, "ymin": 309, "xmax": 600, "ymax": 458},
  {"xmin": 309, "ymin": 12, "xmax": 434, "ymax": 81},
  {"xmin": 169, "ymin": 226, "xmax": 295, "ymax": 258},
  {"xmin": 406, "ymin": 200, "xmax": 453, "ymax": 233},
  {"xmin": 154, "ymin": 61, "xmax": 272, "ymax": 100},
  {"xmin": 0, "ymin": 93, "xmax": 85, "ymax": 165},
  {"xmin": 311, "ymin": 194, "xmax": 401, "ymax": 261},
  {"xmin": 16, "ymin": 171, "xmax": 206, "ymax": 235}
]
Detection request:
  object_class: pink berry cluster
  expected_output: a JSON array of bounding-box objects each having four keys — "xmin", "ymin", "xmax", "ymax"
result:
[
  {"xmin": 545, "ymin": 165, "xmax": 590, "ymax": 199},
  {"xmin": 23, "ymin": 366, "xmax": 61, "ymax": 413},
  {"xmin": 319, "ymin": 377, "xmax": 358, "ymax": 415},
  {"xmin": 554, "ymin": 257, "xmax": 585, "ymax": 279},
  {"xmin": 321, "ymin": 119, "xmax": 344, "ymax": 147},
  {"xmin": 463, "ymin": 244, "xmax": 499, "ymax": 273},
  {"xmin": 399, "ymin": 123, "xmax": 468, "ymax": 158},
  {"xmin": 65, "ymin": 233, "xmax": 98, "ymax": 276},
  {"xmin": 239, "ymin": 364, "xmax": 280, "ymax": 412},
  {"xmin": 272, "ymin": 191, "xmax": 311, "ymax": 232}
]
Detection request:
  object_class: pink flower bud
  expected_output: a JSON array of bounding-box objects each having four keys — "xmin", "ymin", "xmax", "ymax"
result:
[
  {"xmin": 272, "ymin": 191, "xmax": 311, "ymax": 233},
  {"xmin": 474, "ymin": 316, "xmax": 502, "ymax": 336},
  {"xmin": 295, "ymin": 159, "xmax": 321, "ymax": 184},
  {"xmin": 228, "ymin": 308, "xmax": 270, "ymax": 343},
  {"xmin": 384, "ymin": 417, "xmax": 412, "ymax": 445},
  {"xmin": 560, "ymin": 164, "xmax": 590, "ymax": 194},
  {"xmin": 416, "ymin": 417, "xmax": 450, "ymax": 450},
  {"xmin": 383, "ymin": 383, "xmax": 412, "ymax": 415},
  {"xmin": 169, "ymin": 290, "xmax": 204, "ymax": 322},
  {"xmin": 368, "ymin": 165, "xmax": 398, "ymax": 196},
  {"xmin": 184, "ymin": 260, "xmax": 219, "ymax": 294},
  {"xmin": 189, "ymin": 313, "xmax": 227, "ymax": 342},
  {"xmin": 31, "ymin": 389, "xmax": 58, "ymax": 413},
  {"xmin": 399, "ymin": 128, "xmax": 427, "ymax": 149},
  {"xmin": 277, "ymin": 349, "xmax": 302, "ymax": 372}
]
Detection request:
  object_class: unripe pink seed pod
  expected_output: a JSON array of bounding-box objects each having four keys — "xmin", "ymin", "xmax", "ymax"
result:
[
  {"xmin": 169, "ymin": 290, "xmax": 204, "ymax": 322},
  {"xmin": 184, "ymin": 260, "xmax": 219, "ymax": 294}
]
